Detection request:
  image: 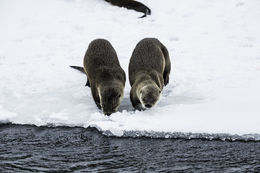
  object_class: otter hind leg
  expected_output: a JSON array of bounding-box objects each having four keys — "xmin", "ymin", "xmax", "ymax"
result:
[
  {"xmin": 161, "ymin": 45, "xmax": 171, "ymax": 86},
  {"xmin": 85, "ymin": 79, "xmax": 90, "ymax": 87},
  {"xmin": 163, "ymin": 70, "xmax": 170, "ymax": 86}
]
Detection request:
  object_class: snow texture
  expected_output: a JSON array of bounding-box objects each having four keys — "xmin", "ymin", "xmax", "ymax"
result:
[{"xmin": 0, "ymin": 0, "xmax": 260, "ymax": 140}]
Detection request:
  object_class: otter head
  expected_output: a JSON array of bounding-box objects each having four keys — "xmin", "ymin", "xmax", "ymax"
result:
[
  {"xmin": 139, "ymin": 84, "xmax": 161, "ymax": 109},
  {"xmin": 98, "ymin": 85, "xmax": 124, "ymax": 116}
]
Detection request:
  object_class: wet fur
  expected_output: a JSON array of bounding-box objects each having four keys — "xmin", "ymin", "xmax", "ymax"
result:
[
  {"xmin": 71, "ymin": 39, "xmax": 126, "ymax": 115},
  {"xmin": 129, "ymin": 38, "xmax": 171, "ymax": 110},
  {"xmin": 104, "ymin": 0, "xmax": 151, "ymax": 18}
]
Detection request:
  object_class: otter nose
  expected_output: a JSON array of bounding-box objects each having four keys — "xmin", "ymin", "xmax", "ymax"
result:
[
  {"xmin": 105, "ymin": 112, "xmax": 112, "ymax": 116},
  {"xmin": 145, "ymin": 104, "xmax": 152, "ymax": 108}
]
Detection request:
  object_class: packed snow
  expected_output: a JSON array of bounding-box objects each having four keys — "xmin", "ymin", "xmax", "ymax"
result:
[{"xmin": 0, "ymin": 0, "xmax": 260, "ymax": 140}]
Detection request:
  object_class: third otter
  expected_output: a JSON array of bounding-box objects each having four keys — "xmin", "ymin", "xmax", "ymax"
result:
[
  {"xmin": 128, "ymin": 38, "xmax": 171, "ymax": 110},
  {"xmin": 71, "ymin": 39, "xmax": 126, "ymax": 115},
  {"xmin": 104, "ymin": 0, "xmax": 151, "ymax": 18}
]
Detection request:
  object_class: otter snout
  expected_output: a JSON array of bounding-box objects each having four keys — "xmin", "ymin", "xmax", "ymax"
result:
[
  {"xmin": 142, "ymin": 97, "xmax": 157, "ymax": 108},
  {"xmin": 99, "ymin": 85, "xmax": 124, "ymax": 115},
  {"xmin": 145, "ymin": 104, "xmax": 152, "ymax": 108},
  {"xmin": 102, "ymin": 106, "xmax": 118, "ymax": 116},
  {"xmin": 103, "ymin": 111, "xmax": 113, "ymax": 116}
]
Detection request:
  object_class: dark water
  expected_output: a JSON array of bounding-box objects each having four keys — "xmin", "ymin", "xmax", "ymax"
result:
[{"xmin": 0, "ymin": 123, "xmax": 259, "ymax": 172}]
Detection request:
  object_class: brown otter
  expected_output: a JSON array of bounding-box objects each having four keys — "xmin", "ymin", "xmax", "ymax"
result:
[
  {"xmin": 71, "ymin": 39, "xmax": 126, "ymax": 115},
  {"xmin": 128, "ymin": 38, "xmax": 171, "ymax": 110}
]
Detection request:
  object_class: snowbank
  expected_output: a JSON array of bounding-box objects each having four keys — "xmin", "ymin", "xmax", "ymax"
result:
[{"xmin": 0, "ymin": 0, "xmax": 260, "ymax": 140}]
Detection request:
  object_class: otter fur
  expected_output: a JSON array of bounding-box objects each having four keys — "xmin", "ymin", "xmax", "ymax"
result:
[
  {"xmin": 71, "ymin": 39, "xmax": 126, "ymax": 115},
  {"xmin": 104, "ymin": 0, "xmax": 151, "ymax": 18},
  {"xmin": 128, "ymin": 38, "xmax": 171, "ymax": 110}
]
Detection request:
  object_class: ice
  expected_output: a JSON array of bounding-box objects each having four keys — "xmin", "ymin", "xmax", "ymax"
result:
[{"xmin": 0, "ymin": 0, "xmax": 260, "ymax": 140}]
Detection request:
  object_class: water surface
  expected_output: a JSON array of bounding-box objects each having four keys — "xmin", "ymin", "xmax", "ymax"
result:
[{"xmin": 0, "ymin": 123, "xmax": 259, "ymax": 172}]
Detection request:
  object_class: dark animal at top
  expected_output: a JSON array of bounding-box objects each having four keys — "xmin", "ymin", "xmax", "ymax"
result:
[{"xmin": 104, "ymin": 0, "xmax": 151, "ymax": 18}]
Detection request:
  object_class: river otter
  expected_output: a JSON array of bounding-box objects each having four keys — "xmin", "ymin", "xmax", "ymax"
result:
[
  {"xmin": 71, "ymin": 39, "xmax": 126, "ymax": 115},
  {"xmin": 104, "ymin": 0, "xmax": 151, "ymax": 18},
  {"xmin": 128, "ymin": 38, "xmax": 171, "ymax": 110}
]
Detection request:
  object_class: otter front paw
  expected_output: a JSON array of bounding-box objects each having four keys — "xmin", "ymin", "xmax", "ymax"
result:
[
  {"xmin": 134, "ymin": 103, "xmax": 145, "ymax": 111},
  {"xmin": 96, "ymin": 102, "xmax": 101, "ymax": 109}
]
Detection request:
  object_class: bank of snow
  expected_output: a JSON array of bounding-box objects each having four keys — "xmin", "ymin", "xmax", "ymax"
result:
[{"xmin": 0, "ymin": 0, "xmax": 260, "ymax": 140}]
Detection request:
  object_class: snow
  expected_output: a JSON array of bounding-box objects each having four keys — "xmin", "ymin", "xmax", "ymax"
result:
[{"xmin": 0, "ymin": 0, "xmax": 260, "ymax": 140}]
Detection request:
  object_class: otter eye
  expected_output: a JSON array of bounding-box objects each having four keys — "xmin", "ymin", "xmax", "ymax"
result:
[{"xmin": 159, "ymin": 90, "xmax": 161, "ymax": 94}]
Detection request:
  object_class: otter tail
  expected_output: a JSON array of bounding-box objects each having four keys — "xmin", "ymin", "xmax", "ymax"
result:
[
  {"xmin": 70, "ymin": 66, "xmax": 85, "ymax": 74},
  {"xmin": 105, "ymin": 0, "xmax": 151, "ymax": 18},
  {"xmin": 139, "ymin": 8, "xmax": 151, "ymax": 18},
  {"xmin": 70, "ymin": 66, "xmax": 90, "ymax": 87}
]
